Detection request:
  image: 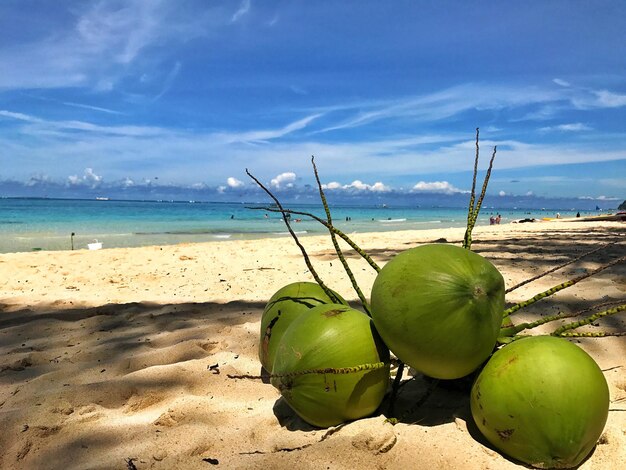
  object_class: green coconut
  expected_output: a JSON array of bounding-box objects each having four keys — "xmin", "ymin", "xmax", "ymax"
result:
[
  {"xmin": 259, "ymin": 282, "xmax": 346, "ymax": 372},
  {"xmin": 471, "ymin": 335, "xmax": 610, "ymax": 469},
  {"xmin": 370, "ymin": 243, "xmax": 504, "ymax": 379},
  {"xmin": 271, "ymin": 304, "xmax": 390, "ymax": 427}
]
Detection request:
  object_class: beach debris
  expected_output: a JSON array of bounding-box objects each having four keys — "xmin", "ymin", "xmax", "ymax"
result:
[
  {"xmin": 202, "ymin": 457, "xmax": 219, "ymax": 464},
  {"xmin": 87, "ymin": 239, "xmax": 102, "ymax": 250},
  {"xmin": 208, "ymin": 363, "xmax": 220, "ymax": 374}
]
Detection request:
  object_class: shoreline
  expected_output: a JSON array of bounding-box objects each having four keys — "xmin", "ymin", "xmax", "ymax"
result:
[
  {"xmin": 1, "ymin": 213, "xmax": 622, "ymax": 255},
  {"xmin": 0, "ymin": 220, "xmax": 623, "ymax": 308},
  {"xmin": 1, "ymin": 220, "xmax": 624, "ymax": 469},
  {"xmin": 2, "ymin": 196, "xmax": 619, "ymax": 254}
]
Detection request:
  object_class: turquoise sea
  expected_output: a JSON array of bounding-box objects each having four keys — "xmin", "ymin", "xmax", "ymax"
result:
[{"xmin": 0, "ymin": 198, "xmax": 591, "ymax": 253}]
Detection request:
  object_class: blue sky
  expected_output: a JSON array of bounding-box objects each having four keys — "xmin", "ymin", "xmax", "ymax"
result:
[{"xmin": 0, "ymin": 0, "xmax": 625, "ymax": 206}]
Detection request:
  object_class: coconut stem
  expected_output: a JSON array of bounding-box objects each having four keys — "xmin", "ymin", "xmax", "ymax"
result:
[
  {"xmin": 245, "ymin": 169, "xmax": 342, "ymax": 304},
  {"xmin": 247, "ymin": 206, "xmax": 381, "ymax": 272},
  {"xmin": 464, "ymin": 129, "xmax": 480, "ymax": 244},
  {"xmin": 498, "ymin": 300, "xmax": 625, "ymax": 338},
  {"xmin": 463, "ymin": 129, "xmax": 497, "ymax": 250},
  {"xmin": 505, "ymin": 242, "xmax": 617, "ymax": 293},
  {"xmin": 311, "ymin": 156, "xmax": 371, "ymax": 315},
  {"xmin": 227, "ymin": 361, "xmax": 390, "ymax": 380},
  {"xmin": 556, "ymin": 331, "xmax": 626, "ymax": 338},
  {"xmin": 398, "ymin": 377, "xmax": 440, "ymax": 423},
  {"xmin": 463, "ymin": 129, "xmax": 480, "ymax": 250},
  {"xmin": 471, "ymin": 145, "xmax": 497, "ymax": 226},
  {"xmin": 551, "ymin": 304, "xmax": 626, "ymax": 336},
  {"xmin": 502, "ymin": 255, "xmax": 625, "ymax": 317},
  {"xmin": 386, "ymin": 361, "xmax": 405, "ymax": 417}
]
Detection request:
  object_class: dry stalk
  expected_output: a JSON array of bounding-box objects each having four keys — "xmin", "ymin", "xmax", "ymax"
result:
[
  {"xmin": 505, "ymin": 242, "xmax": 618, "ymax": 293},
  {"xmin": 463, "ymin": 128, "xmax": 497, "ymax": 250},
  {"xmin": 311, "ymin": 156, "xmax": 371, "ymax": 314},
  {"xmin": 246, "ymin": 206, "xmax": 381, "ymax": 272},
  {"xmin": 499, "ymin": 299, "xmax": 625, "ymax": 337},
  {"xmin": 551, "ymin": 304, "xmax": 626, "ymax": 337},
  {"xmin": 228, "ymin": 361, "xmax": 389, "ymax": 380},
  {"xmin": 245, "ymin": 169, "xmax": 341, "ymax": 304},
  {"xmin": 502, "ymin": 255, "xmax": 626, "ymax": 317}
]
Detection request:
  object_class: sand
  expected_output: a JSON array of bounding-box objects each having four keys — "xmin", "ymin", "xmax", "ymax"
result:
[{"xmin": 0, "ymin": 220, "xmax": 624, "ymax": 469}]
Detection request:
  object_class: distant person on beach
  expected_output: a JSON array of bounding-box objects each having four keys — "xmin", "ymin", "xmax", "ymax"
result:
[
  {"xmin": 496, "ymin": 214, "xmax": 501, "ymax": 224},
  {"xmin": 489, "ymin": 216, "xmax": 495, "ymax": 225},
  {"xmin": 556, "ymin": 213, "xmax": 561, "ymax": 219},
  {"xmin": 576, "ymin": 212, "xmax": 581, "ymax": 218}
]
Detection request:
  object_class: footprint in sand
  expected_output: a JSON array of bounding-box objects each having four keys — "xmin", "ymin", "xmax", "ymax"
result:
[
  {"xmin": 121, "ymin": 340, "xmax": 217, "ymax": 374},
  {"xmin": 153, "ymin": 408, "xmax": 185, "ymax": 427},
  {"xmin": 73, "ymin": 404, "xmax": 104, "ymax": 423},
  {"xmin": 125, "ymin": 391, "xmax": 164, "ymax": 413},
  {"xmin": 15, "ymin": 426, "xmax": 62, "ymax": 462},
  {"xmin": 351, "ymin": 425, "xmax": 397, "ymax": 454}
]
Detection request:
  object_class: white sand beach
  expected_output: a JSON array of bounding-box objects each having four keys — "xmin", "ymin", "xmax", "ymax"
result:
[{"xmin": 0, "ymin": 220, "xmax": 624, "ymax": 469}]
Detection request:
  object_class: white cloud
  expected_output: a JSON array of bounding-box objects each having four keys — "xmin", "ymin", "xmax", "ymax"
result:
[
  {"xmin": 571, "ymin": 89, "xmax": 626, "ymax": 110},
  {"xmin": 343, "ymin": 180, "xmax": 390, "ymax": 192},
  {"xmin": 227, "ymin": 177, "xmax": 244, "ymax": 188},
  {"xmin": 370, "ymin": 182, "xmax": 390, "ymax": 192},
  {"xmin": 233, "ymin": 114, "xmax": 322, "ymax": 143},
  {"xmin": 317, "ymin": 84, "xmax": 564, "ymax": 133},
  {"xmin": 592, "ymin": 90, "xmax": 626, "ymax": 108},
  {"xmin": 0, "ymin": 110, "xmax": 41, "ymax": 122},
  {"xmin": 346, "ymin": 180, "xmax": 369, "ymax": 191},
  {"xmin": 499, "ymin": 190, "xmax": 507, "ymax": 196},
  {"xmin": 0, "ymin": 2, "xmax": 214, "ymax": 90},
  {"xmin": 412, "ymin": 181, "xmax": 466, "ymax": 194},
  {"xmin": 67, "ymin": 168, "xmax": 102, "ymax": 188},
  {"xmin": 322, "ymin": 181, "xmax": 342, "ymax": 190},
  {"xmin": 540, "ymin": 123, "xmax": 592, "ymax": 132},
  {"xmin": 84, "ymin": 168, "xmax": 101, "ymax": 183},
  {"xmin": 0, "ymin": 108, "xmax": 167, "ymax": 137},
  {"xmin": 553, "ymin": 78, "xmax": 571, "ymax": 87},
  {"xmin": 152, "ymin": 62, "xmax": 182, "ymax": 102},
  {"xmin": 321, "ymin": 180, "xmax": 389, "ymax": 192},
  {"xmin": 270, "ymin": 172, "xmax": 297, "ymax": 189},
  {"xmin": 231, "ymin": 0, "xmax": 251, "ymax": 22},
  {"xmin": 578, "ymin": 195, "xmax": 620, "ymax": 201}
]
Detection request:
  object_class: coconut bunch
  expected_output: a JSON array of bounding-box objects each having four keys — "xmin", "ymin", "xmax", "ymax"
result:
[{"xmin": 246, "ymin": 130, "xmax": 623, "ymax": 469}]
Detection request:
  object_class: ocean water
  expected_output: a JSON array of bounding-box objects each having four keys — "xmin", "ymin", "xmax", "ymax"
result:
[{"xmin": 0, "ymin": 198, "xmax": 585, "ymax": 253}]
